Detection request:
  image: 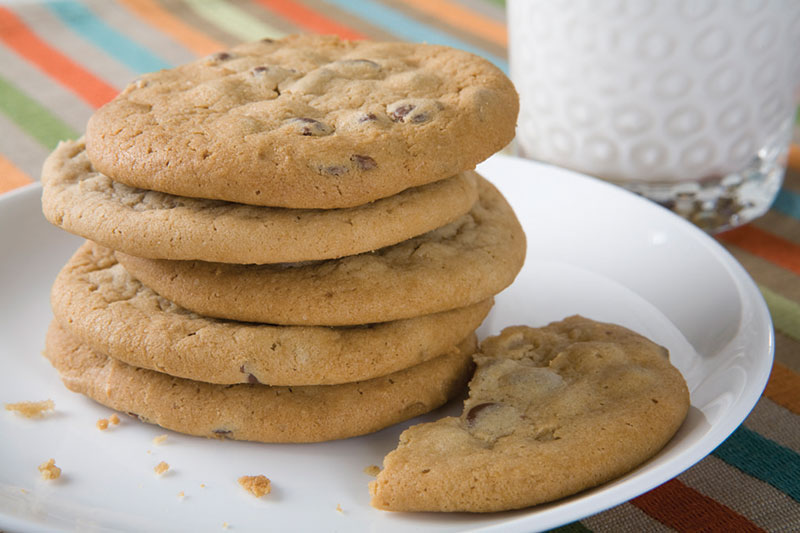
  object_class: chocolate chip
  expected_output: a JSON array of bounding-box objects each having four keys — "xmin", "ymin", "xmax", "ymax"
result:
[
  {"xmin": 358, "ymin": 113, "xmax": 377, "ymax": 123},
  {"xmin": 204, "ymin": 51, "xmax": 235, "ymax": 65},
  {"xmin": 390, "ymin": 104, "xmax": 415, "ymax": 122},
  {"xmin": 350, "ymin": 154, "xmax": 377, "ymax": 170},
  {"xmin": 252, "ymin": 66, "xmax": 269, "ymax": 75},
  {"xmin": 290, "ymin": 117, "xmax": 333, "ymax": 136},
  {"xmin": 261, "ymin": 37, "xmax": 274, "ymax": 43},
  {"xmin": 240, "ymin": 365, "xmax": 261, "ymax": 384},
  {"xmin": 465, "ymin": 402, "xmax": 498, "ymax": 425},
  {"xmin": 212, "ymin": 429, "xmax": 233, "ymax": 438}
]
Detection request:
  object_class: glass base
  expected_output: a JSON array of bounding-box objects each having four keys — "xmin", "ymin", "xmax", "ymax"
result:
[{"xmin": 615, "ymin": 141, "xmax": 788, "ymax": 234}]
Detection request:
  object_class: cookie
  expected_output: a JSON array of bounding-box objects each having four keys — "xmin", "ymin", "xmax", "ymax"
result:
[
  {"xmin": 42, "ymin": 139, "xmax": 479, "ymax": 264},
  {"xmin": 85, "ymin": 34, "xmax": 518, "ymax": 208},
  {"xmin": 115, "ymin": 177, "xmax": 525, "ymax": 326},
  {"xmin": 369, "ymin": 316, "xmax": 690, "ymax": 512},
  {"xmin": 51, "ymin": 242, "xmax": 492, "ymax": 386},
  {"xmin": 44, "ymin": 322, "xmax": 477, "ymax": 443}
]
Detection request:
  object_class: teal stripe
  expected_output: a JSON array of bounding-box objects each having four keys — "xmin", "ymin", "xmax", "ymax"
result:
[
  {"xmin": 45, "ymin": 0, "xmax": 172, "ymax": 74},
  {"xmin": 547, "ymin": 521, "xmax": 592, "ymax": 532},
  {"xmin": 322, "ymin": 0, "xmax": 509, "ymax": 73},
  {"xmin": 712, "ymin": 426, "xmax": 800, "ymax": 502},
  {"xmin": 772, "ymin": 188, "xmax": 800, "ymax": 221}
]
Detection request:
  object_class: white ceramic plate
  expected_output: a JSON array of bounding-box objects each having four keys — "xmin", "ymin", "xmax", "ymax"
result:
[{"xmin": 0, "ymin": 155, "xmax": 773, "ymax": 532}]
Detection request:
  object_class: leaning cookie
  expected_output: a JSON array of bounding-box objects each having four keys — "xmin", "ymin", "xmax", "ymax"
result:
[
  {"xmin": 51, "ymin": 242, "xmax": 492, "ymax": 386},
  {"xmin": 369, "ymin": 316, "xmax": 690, "ymax": 512},
  {"xmin": 42, "ymin": 139, "xmax": 479, "ymax": 264},
  {"xmin": 44, "ymin": 322, "xmax": 476, "ymax": 443},
  {"xmin": 85, "ymin": 34, "xmax": 518, "ymax": 208},
  {"xmin": 115, "ymin": 177, "xmax": 525, "ymax": 326}
]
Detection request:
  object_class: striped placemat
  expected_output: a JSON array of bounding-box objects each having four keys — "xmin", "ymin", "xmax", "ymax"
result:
[{"xmin": 0, "ymin": 1, "xmax": 798, "ymax": 531}]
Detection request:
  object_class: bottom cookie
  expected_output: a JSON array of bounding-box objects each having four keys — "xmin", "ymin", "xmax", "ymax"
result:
[
  {"xmin": 370, "ymin": 316, "xmax": 690, "ymax": 512},
  {"xmin": 44, "ymin": 322, "xmax": 476, "ymax": 443}
]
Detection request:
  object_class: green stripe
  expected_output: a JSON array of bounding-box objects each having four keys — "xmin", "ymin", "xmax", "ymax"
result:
[
  {"xmin": 759, "ymin": 285, "xmax": 800, "ymax": 342},
  {"xmin": 547, "ymin": 521, "xmax": 592, "ymax": 532},
  {"xmin": 0, "ymin": 76, "xmax": 78, "ymax": 149},
  {"xmin": 712, "ymin": 425, "xmax": 800, "ymax": 502},
  {"xmin": 184, "ymin": 0, "xmax": 284, "ymax": 43}
]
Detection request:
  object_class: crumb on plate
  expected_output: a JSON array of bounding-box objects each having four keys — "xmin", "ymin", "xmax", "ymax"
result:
[
  {"xmin": 38, "ymin": 458, "xmax": 61, "ymax": 480},
  {"xmin": 5, "ymin": 400, "xmax": 54, "ymax": 418},
  {"xmin": 96, "ymin": 418, "xmax": 109, "ymax": 430},
  {"xmin": 238, "ymin": 475, "xmax": 271, "ymax": 498},
  {"xmin": 336, "ymin": 503, "xmax": 343, "ymax": 513},
  {"xmin": 109, "ymin": 413, "xmax": 120, "ymax": 425},
  {"xmin": 154, "ymin": 461, "xmax": 169, "ymax": 475},
  {"xmin": 153, "ymin": 434, "xmax": 168, "ymax": 445}
]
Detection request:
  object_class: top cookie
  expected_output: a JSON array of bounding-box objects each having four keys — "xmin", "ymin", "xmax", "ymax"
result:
[{"xmin": 85, "ymin": 35, "xmax": 518, "ymax": 208}]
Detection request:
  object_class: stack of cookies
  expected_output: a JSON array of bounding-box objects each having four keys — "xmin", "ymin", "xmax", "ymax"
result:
[{"xmin": 40, "ymin": 35, "xmax": 525, "ymax": 443}]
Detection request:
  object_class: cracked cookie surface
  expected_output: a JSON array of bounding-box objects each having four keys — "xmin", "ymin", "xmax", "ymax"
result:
[
  {"xmin": 44, "ymin": 322, "xmax": 476, "ymax": 443},
  {"xmin": 369, "ymin": 316, "xmax": 690, "ymax": 512},
  {"xmin": 85, "ymin": 35, "xmax": 519, "ymax": 208},
  {"xmin": 50, "ymin": 242, "xmax": 492, "ymax": 386},
  {"xmin": 115, "ymin": 176, "xmax": 525, "ymax": 326},
  {"xmin": 42, "ymin": 138, "xmax": 479, "ymax": 264}
]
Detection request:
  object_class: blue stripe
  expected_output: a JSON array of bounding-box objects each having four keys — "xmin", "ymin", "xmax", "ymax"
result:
[
  {"xmin": 322, "ymin": 0, "xmax": 509, "ymax": 73},
  {"xmin": 772, "ymin": 188, "xmax": 800, "ymax": 221},
  {"xmin": 45, "ymin": 0, "xmax": 172, "ymax": 74},
  {"xmin": 712, "ymin": 425, "xmax": 800, "ymax": 502}
]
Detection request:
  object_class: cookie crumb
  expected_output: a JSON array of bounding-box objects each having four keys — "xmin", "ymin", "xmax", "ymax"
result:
[
  {"xmin": 336, "ymin": 503, "xmax": 343, "ymax": 513},
  {"xmin": 38, "ymin": 458, "xmax": 61, "ymax": 480},
  {"xmin": 238, "ymin": 475, "xmax": 271, "ymax": 498},
  {"xmin": 154, "ymin": 461, "xmax": 169, "ymax": 475},
  {"xmin": 153, "ymin": 434, "xmax": 168, "ymax": 445},
  {"xmin": 178, "ymin": 491, "xmax": 185, "ymax": 499},
  {"xmin": 109, "ymin": 414, "xmax": 120, "ymax": 425},
  {"xmin": 96, "ymin": 418, "xmax": 109, "ymax": 430},
  {"xmin": 200, "ymin": 483, "xmax": 206, "ymax": 488},
  {"xmin": 6, "ymin": 400, "xmax": 54, "ymax": 418},
  {"xmin": 222, "ymin": 522, "xmax": 229, "ymax": 530},
  {"xmin": 363, "ymin": 465, "xmax": 380, "ymax": 476}
]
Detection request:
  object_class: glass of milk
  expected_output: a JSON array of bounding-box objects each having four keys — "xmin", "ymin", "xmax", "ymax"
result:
[{"xmin": 508, "ymin": 0, "xmax": 800, "ymax": 232}]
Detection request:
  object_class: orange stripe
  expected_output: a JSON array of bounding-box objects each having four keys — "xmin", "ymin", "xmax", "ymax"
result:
[
  {"xmin": 0, "ymin": 7, "xmax": 117, "ymax": 108},
  {"xmin": 397, "ymin": 0, "xmax": 507, "ymax": 47},
  {"xmin": 764, "ymin": 362, "xmax": 800, "ymax": 414},
  {"xmin": 632, "ymin": 478, "xmax": 766, "ymax": 532},
  {"xmin": 717, "ymin": 225, "xmax": 800, "ymax": 276},
  {"xmin": 254, "ymin": 0, "xmax": 366, "ymax": 40},
  {"xmin": 117, "ymin": 0, "xmax": 224, "ymax": 57},
  {"xmin": 790, "ymin": 143, "xmax": 800, "ymax": 171},
  {"xmin": 0, "ymin": 155, "xmax": 33, "ymax": 195}
]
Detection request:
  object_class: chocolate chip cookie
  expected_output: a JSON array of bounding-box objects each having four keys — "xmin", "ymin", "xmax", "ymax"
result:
[
  {"xmin": 370, "ymin": 316, "xmax": 690, "ymax": 512},
  {"xmin": 42, "ymin": 139, "xmax": 479, "ymax": 264},
  {"xmin": 85, "ymin": 35, "xmax": 518, "ymax": 208}
]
